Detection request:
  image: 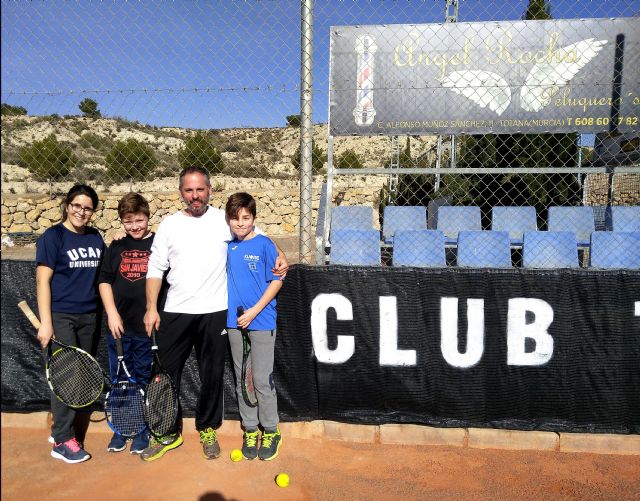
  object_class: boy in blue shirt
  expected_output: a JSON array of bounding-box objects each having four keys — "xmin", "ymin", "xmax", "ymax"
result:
[{"xmin": 225, "ymin": 192, "xmax": 283, "ymax": 461}]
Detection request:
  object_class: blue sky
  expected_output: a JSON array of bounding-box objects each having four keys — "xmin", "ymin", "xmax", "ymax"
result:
[{"xmin": 1, "ymin": 0, "xmax": 636, "ymax": 135}]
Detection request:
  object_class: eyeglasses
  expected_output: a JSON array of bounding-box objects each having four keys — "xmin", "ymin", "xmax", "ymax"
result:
[{"xmin": 69, "ymin": 203, "xmax": 95, "ymax": 214}]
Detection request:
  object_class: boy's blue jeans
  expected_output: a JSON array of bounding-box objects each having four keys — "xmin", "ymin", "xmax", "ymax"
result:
[{"xmin": 105, "ymin": 333, "xmax": 152, "ymax": 387}]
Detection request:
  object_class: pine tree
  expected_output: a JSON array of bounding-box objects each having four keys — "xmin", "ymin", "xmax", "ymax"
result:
[
  {"xmin": 524, "ymin": 0, "xmax": 551, "ymax": 20},
  {"xmin": 78, "ymin": 98, "xmax": 101, "ymax": 118}
]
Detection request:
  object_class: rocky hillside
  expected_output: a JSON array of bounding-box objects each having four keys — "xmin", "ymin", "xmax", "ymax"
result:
[{"xmin": 1, "ymin": 114, "xmax": 437, "ymax": 194}]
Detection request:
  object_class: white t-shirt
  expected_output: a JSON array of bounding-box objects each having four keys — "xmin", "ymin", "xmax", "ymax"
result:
[{"xmin": 147, "ymin": 207, "xmax": 232, "ymax": 314}]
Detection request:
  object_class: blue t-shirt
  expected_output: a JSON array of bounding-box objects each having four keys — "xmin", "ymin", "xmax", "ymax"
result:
[
  {"xmin": 226, "ymin": 234, "xmax": 279, "ymax": 330},
  {"xmin": 35, "ymin": 224, "xmax": 104, "ymax": 313}
]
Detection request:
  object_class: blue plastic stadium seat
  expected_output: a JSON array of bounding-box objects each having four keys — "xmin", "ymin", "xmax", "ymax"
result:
[
  {"xmin": 330, "ymin": 206, "xmax": 375, "ymax": 241},
  {"xmin": 457, "ymin": 231, "xmax": 512, "ymax": 268},
  {"xmin": 592, "ymin": 205, "xmax": 608, "ymax": 231},
  {"xmin": 329, "ymin": 229, "xmax": 381, "ymax": 266},
  {"xmin": 436, "ymin": 206, "xmax": 481, "ymax": 245},
  {"xmin": 382, "ymin": 205, "xmax": 427, "ymax": 243},
  {"xmin": 427, "ymin": 197, "xmax": 451, "ymax": 229},
  {"xmin": 392, "ymin": 229, "xmax": 445, "ymax": 267},
  {"xmin": 611, "ymin": 206, "xmax": 640, "ymax": 232},
  {"xmin": 523, "ymin": 231, "xmax": 579, "ymax": 268},
  {"xmin": 589, "ymin": 231, "xmax": 640, "ymax": 269},
  {"xmin": 547, "ymin": 206, "xmax": 595, "ymax": 246},
  {"xmin": 491, "ymin": 206, "xmax": 537, "ymax": 246}
]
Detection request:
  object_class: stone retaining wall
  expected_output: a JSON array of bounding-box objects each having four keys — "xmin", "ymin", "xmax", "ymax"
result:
[
  {"xmin": 584, "ymin": 173, "xmax": 640, "ymax": 205},
  {"xmin": 1, "ymin": 180, "xmax": 385, "ymax": 244}
]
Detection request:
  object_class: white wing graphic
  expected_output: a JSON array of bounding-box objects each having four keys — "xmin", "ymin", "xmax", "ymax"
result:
[
  {"xmin": 520, "ymin": 38, "xmax": 607, "ymax": 112},
  {"xmin": 442, "ymin": 70, "xmax": 511, "ymax": 116}
]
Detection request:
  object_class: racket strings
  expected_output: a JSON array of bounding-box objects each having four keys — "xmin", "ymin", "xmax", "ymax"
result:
[
  {"xmin": 245, "ymin": 365, "xmax": 257, "ymax": 396},
  {"xmin": 106, "ymin": 382, "xmax": 146, "ymax": 437},
  {"xmin": 48, "ymin": 349, "xmax": 103, "ymax": 407},
  {"xmin": 144, "ymin": 375, "xmax": 178, "ymax": 436},
  {"xmin": 242, "ymin": 336, "xmax": 258, "ymax": 407}
]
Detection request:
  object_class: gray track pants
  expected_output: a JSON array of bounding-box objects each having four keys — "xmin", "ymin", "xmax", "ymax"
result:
[{"xmin": 227, "ymin": 328, "xmax": 279, "ymax": 431}]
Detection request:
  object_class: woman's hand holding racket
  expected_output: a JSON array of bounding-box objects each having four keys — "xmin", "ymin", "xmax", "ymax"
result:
[
  {"xmin": 18, "ymin": 300, "xmax": 106, "ymax": 409},
  {"xmin": 36, "ymin": 322, "xmax": 54, "ymax": 349}
]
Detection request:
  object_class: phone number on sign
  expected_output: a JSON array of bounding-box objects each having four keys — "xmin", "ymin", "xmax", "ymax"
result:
[{"xmin": 569, "ymin": 116, "xmax": 639, "ymax": 126}]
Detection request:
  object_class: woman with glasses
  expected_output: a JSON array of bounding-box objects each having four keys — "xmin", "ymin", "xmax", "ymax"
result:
[{"xmin": 35, "ymin": 184, "xmax": 105, "ymax": 464}]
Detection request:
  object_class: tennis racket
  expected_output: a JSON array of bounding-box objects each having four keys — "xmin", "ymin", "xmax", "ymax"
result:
[
  {"xmin": 237, "ymin": 306, "xmax": 258, "ymax": 408},
  {"xmin": 143, "ymin": 329, "xmax": 179, "ymax": 438},
  {"xmin": 18, "ymin": 300, "xmax": 105, "ymax": 408},
  {"xmin": 104, "ymin": 338, "xmax": 146, "ymax": 438}
]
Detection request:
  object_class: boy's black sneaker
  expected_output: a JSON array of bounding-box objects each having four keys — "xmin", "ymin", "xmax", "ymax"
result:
[
  {"xmin": 258, "ymin": 428, "xmax": 282, "ymax": 461},
  {"xmin": 107, "ymin": 433, "xmax": 127, "ymax": 452},
  {"xmin": 242, "ymin": 430, "xmax": 259, "ymax": 460},
  {"xmin": 130, "ymin": 429, "xmax": 150, "ymax": 455}
]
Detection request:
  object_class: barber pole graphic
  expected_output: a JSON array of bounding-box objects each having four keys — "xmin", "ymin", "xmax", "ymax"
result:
[{"xmin": 353, "ymin": 35, "xmax": 377, "ymax": 126}]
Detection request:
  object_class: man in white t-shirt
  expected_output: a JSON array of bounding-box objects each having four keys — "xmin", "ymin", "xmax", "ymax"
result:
[{"xmin": 141, "ymin": 166, "xmax": 288, "ymax": 462}]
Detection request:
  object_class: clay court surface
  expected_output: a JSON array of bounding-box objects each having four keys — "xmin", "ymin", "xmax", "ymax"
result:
[{"xmin": 2, "ymin": 425, "xmax": 639, "ymax": 501}]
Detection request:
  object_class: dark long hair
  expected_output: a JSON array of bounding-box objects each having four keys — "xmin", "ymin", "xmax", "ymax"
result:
[{"xmin": 61, "ymin": 184, "xmax": 99, "ymax": 222}]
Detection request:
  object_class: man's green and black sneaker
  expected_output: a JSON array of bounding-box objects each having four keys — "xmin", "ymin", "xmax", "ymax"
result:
[
  {"xmin": 140, "ymin": 433, "xmax": 183, "ymax": 462},
  {"xmin": 242, "ymin": 430, "xmax": 259, "ymax": 460},
  {"xmin": 199, "ymin": 427, "xmax": 221, "ymax": 459},
  {"xmin": 258, "ymin": 428, "xmax": 282, "ymax": 461}
]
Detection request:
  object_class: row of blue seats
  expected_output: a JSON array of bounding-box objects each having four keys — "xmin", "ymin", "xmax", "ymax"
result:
[
  {"xmin": 330, "ymin": 205, "xmax": 640, "ymax": 247},
  {"xmin": 329, "ymin": 229, "xmax": 640, "ymax": 269}
]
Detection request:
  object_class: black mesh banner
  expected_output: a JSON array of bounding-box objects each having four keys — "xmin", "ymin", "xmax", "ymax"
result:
[
  {"xmin": 275, "ymin": 265, "xmax": 640, "ymax": 434},
  {"xmin": 2, "ymin": 261, "xmax": 639, "ymax": 434}
]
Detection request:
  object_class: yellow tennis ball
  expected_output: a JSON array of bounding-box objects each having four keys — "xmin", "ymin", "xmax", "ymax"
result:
[
  {"xmin": 230, "ymin": 449, "xmax": 243, "ymax": 462},
  {"xmin": 275, "ymin": 473, "xmax": 290, "ymax": 488}
]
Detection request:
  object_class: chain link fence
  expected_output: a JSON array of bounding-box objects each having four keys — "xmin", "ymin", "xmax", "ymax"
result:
[{"xmin": 1, "ymin": 1, "xmax": 639, "ymax": 267}]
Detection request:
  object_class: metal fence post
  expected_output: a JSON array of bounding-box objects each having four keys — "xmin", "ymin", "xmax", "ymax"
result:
[{"xmin": 300, "ymin": 0, "xmax": 314, "ymax": 264}]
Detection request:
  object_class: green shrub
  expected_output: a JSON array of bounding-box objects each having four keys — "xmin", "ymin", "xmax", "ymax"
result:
[
  {"xmin": 291, "ymin": 142, "xmax": 326, "ymax": 174},
  {"xmin": 221, "ymin": 141, "xmax": 242, "ymax": 153},
  {"xmin": 336, "ymin": 149, "xmax": 364, "ymax": 169},
  {"xmin": 286, "ymin": 114, "xmax": 301, "ymax": 127},
  {"xmin": 1, "ymin": 103, "xmax": 27, "ymax": 116},
  {"xmin": 105, "ymin": 139, "xmax": 156, "ymax": 180},
  {"xmin": 78, "ymin": 132, "xmax": 113, "ymax": 152},
  {"xmin": 70, "ymin": 121, "xmax": 90, "ymax": 136},
  {"xmin": 19, "ymin": 134, "xmax": 78, "ymax": 180},
  {"xmin": 79, "ymin": 98, "xmax": 101, "ymax": 118},
  {"xmin": 7, "ymin": 118, "xmax": 29, "ymax": 131},
  {"xmin": 178, "ymin": 132, "xmax": 224, "ymax": 174}
]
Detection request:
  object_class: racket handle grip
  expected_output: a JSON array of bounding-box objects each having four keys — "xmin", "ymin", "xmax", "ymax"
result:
[
  {"xmin": 116, "ymin": 337, "xmax": 124, "ymax": 358},
  {"xmin": 18, "ymin": 300, "xmax": 42, "ymax": 329}
]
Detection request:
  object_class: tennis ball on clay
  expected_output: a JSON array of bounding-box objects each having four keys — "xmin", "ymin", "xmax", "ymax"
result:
[
  {"xmin": 230, "ymin": 449, "xmax": 243, "ymax": 462},
  {"xmin": 275, "ymin": 473, "xmax": 290, "ymax": 488}
]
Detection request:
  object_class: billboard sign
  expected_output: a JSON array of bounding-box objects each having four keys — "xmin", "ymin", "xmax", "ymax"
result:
[{"xmin": 329, "ymin": 18, "xmax": 639, "ymax": 135}]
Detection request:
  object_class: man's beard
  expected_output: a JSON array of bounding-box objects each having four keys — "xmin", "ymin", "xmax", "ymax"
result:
[{"xmin": 186, "ymin": 200, "xmax": 209, "ymax": 217}]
